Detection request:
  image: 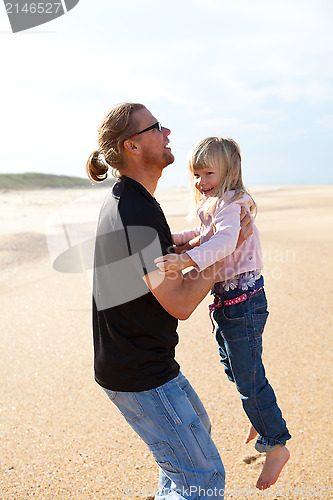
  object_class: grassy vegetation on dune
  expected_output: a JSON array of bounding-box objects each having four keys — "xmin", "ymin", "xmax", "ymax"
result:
[{"xmin": 0, "ymin": 173, "xmax": 114, "ymax": 190}]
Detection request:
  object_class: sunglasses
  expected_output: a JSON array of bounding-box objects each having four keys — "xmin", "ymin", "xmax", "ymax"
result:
[{"xmin": 127, "ymin": 122, "xmax": 162, "ymax": 139}]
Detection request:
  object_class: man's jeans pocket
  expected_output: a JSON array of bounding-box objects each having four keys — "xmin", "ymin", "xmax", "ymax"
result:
[
  {"xmin": 190, "ymin": 419, "xmax": 220, "ymax": 459},
  {"xmin": 149, "ymin": 441, "xmax": 190, "ymax": 492},
  {"xmin": 104, "ymin": 389, "xmax": 145, "ymax": 422},
  {"xmin": 156, "ymin": 386, "xmax": 182, "ymax": 426}
]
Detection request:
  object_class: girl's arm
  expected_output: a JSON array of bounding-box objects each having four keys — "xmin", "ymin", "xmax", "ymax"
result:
[
  {"xmin": 173, "ymin": 234, "xmax": 201, "ymax": 254},
  {"xmin": 172, "ymin": 227, "xmax": 200, "ymax": 246},
  {"xmin": 184, "ymin": 201, "xmax": 241, "ymax": 271},
  {"xmin": 156, "ymin": 201, "xmax": 245, "ymax": 274},
  {"xmin": 148, "ymin": 210, "xmax": 253, "ymax": 320},
  {"xmin": 186, "ymin": 201, "xmax": 242, "ymax": 271}
]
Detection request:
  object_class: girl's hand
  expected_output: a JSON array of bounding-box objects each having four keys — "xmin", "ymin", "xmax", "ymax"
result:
[
  {"xmin": 173, "ymin": 235, "xmax": 201, "ymax": 254},
  {"xmin": 154, "ymin": 253, "xmax": 196, "ymax": 274}
]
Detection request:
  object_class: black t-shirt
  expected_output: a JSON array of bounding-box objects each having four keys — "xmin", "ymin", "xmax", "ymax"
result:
[{"xmin": 92, "ymin": 176, "xmax": 179, "ymax": 391}]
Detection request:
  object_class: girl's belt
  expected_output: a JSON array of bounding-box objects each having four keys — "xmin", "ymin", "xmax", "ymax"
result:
[{"xmin": 208, "ymin": 287, "xmax": 263, "ymax": 333}]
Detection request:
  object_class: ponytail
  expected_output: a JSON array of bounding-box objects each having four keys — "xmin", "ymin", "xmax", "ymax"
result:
[{"xmin": 86, "ymin": 150, "xmax": 108, "ymax": 183}]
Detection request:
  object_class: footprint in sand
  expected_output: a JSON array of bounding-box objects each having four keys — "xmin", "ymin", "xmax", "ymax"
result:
[{"xmin": 243, "ymin": 454, "xmax": 262, "ymax": 465}]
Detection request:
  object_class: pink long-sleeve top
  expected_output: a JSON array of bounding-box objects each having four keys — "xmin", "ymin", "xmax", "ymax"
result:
[{"xmin": 172, "ymin": 191, "xmax": 263, "ymax": 282}]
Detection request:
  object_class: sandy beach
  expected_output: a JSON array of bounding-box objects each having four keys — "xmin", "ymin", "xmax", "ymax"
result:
[{"xmin": 0, "ymin": 185, "xmax": 332, "ymax": 500}]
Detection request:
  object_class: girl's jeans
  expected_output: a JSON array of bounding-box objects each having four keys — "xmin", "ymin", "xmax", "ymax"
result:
[
  {"xmin": 213, "ymin": 288, "xmax": 291, "ymax": 452},
  {"xmin": 103, "ymin": 372, "xmax": 225, "ymax": 499}
]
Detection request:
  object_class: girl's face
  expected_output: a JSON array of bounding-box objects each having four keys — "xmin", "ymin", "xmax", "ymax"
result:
[{"xmin": 193, "ymin": 164, "xmax": 220, "ymax": 198}]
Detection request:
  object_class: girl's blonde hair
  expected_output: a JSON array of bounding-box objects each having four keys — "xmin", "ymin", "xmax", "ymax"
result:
[
  {"xmin": 188, "ymin": 137, "xmax": 257, "ymax": 218},
  {"xmin": 86, "ymin": 102, "xmax": 146, "ymax": 182}
]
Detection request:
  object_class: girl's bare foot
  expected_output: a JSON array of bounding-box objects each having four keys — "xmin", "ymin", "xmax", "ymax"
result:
[
  {"xmin": 256, "ymin": 445, "xmax": 290, "ymax": 490},
  {"xmin": 245, "ymin": 424, "xmax": 258, "ymax": 444}
]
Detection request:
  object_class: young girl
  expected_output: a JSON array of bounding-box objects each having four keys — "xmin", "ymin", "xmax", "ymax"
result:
[{"xmin": 155, "ymin": 137, "xmax": 291, "ymax": 491}]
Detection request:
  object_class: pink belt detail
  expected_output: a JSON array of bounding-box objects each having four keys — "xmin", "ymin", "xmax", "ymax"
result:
[{"xmin": 208, "ymin": 287, "xmax": 263, "ymax": 333}]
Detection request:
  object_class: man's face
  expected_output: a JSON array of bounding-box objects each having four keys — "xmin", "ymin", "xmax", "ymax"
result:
[{"xmin": 131, "ymin": 108, "xmax": 174, "ymax": 169}]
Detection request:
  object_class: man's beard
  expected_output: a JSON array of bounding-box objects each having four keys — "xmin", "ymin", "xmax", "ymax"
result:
[
  {"xmin": 162, "ymin": 148, "xmax": 175, "ymax": 167},
  {"xmin": 142, "ymin": 148, "xmax": 175, "ymax": 170}
]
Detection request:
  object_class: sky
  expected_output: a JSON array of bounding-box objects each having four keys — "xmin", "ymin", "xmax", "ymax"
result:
[{"xmin": 0, "ymin": 0, "xmax": 332, "ymax": 188}]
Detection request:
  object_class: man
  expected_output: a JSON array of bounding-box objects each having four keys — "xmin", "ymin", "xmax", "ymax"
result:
[{"xmin": 86, "ymin": 103, "xmax": 252, "ymax": 499}]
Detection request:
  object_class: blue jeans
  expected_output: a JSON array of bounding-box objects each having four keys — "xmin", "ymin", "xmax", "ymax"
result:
[
  {"xmin": 213, "ymin": 288, "xmax": 291, "ymax": 452},
  {"xmin": 103, "ymin": 372, "xmax": 225, "ymax": 499}
]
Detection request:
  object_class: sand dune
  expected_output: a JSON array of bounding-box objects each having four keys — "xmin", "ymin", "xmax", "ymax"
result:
[{"xmin": 0, "ymin": 185, "xmax": 332, "ymax": 499}]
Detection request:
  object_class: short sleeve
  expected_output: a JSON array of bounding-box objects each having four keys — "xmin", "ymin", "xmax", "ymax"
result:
[{"xmin": 119, "ymin": 199, "xmax": 174, "ymax": 277}]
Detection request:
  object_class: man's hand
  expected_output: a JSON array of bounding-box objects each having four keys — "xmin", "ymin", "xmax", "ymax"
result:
[{"xmin": 236, "ymin": 206, "xmax": 253, "ymax": 247}]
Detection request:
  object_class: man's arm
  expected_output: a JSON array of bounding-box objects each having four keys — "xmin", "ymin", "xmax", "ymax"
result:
[
  {"xmin": 143, "ymin": 262, "xmax": 221, "ymax": 320},
  {"xmin": 144, "ymin": 208, "xmax": 253, "ymax": 320}
]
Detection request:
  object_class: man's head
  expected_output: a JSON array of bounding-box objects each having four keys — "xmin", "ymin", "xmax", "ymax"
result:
[
  {"xmin": 86, "ymin": 103, "xmax": 174, "ymax": 182},
  {"xmin": 123, "ymin": 106, "xmax": 174, "ymax": 173}
]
